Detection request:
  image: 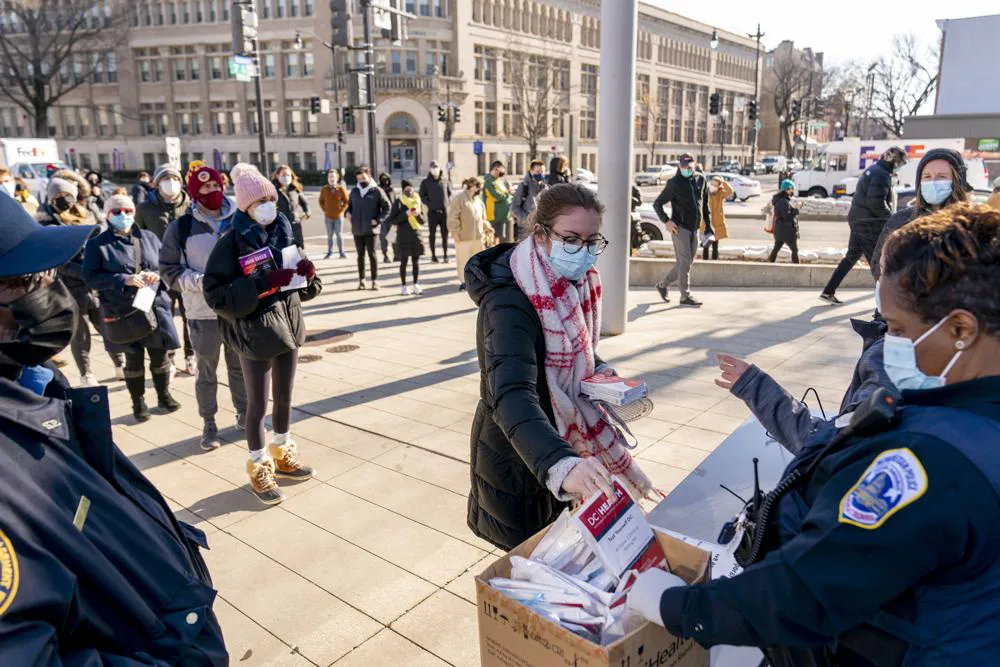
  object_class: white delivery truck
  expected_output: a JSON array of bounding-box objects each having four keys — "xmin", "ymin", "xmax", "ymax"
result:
[
  {"xmin": 792, "ymin": 138, "xmax": 989, "ymax": 198},
  {"xmin": 0, "ymin": 138, "xmax": 68, "ymax": 199}
]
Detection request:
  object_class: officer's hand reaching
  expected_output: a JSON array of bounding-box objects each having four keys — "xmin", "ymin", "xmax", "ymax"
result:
[
  {"xmin": 715, "ymin": 353, "xmax": 751, "ymax": 390},
  {"xmin": 627, "ymin": 568, "xmax": 687, "ymax": 627}
]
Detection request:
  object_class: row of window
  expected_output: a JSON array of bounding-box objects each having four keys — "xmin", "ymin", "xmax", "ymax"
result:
[
  {"xmin": 138, "ymin": 99, "xmax": 320, "ymax": 137},
  {"xmin": 402, "ymin": 0, "xmax": 445, "ymax": 17},
  {"xmin": 135, "ymin": 46, "xmax": 314, "ymax": 84},
  {"xmin": 130, "ymin": 0, "xmax": 314, "ymax": 27},
  {"xmin": 0, "ymin": 1, "xmax": 112, "ymax": 33},
  {"xmin": 473, "ymin": 46, "xmax": 571, "ymax": 90},
  {"xmin": 0, "ymin": 106, "xmax": 125, "ymax": 140},
  {"xmin": 472, "ymin": 0, "xmax": 574, "ymax": 43}
]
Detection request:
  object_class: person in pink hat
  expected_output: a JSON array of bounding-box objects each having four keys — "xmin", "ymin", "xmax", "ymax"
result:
[{"xmin": 203, "ymin": 163, "xmax": 323, "ymax": 505}]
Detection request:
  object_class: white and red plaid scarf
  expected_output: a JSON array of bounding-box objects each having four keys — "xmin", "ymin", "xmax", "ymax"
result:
[{"xmin": 510, "ymin": 237, "xmax": 653, "ymax": 499}]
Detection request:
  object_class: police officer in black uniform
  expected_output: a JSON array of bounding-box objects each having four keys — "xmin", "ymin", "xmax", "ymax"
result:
[
  {"xmin": 0, "ymin": 195, "xmax": 227, "ymax": 664},
  {"xmin": 628, "ymin": 203, "xmax": 1000, "ymax": 665}
]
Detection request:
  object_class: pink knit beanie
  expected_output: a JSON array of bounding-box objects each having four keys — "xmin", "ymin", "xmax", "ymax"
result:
[{"xmin": 230, "ymin": 162, "xmax": 277, "ymax": 212}]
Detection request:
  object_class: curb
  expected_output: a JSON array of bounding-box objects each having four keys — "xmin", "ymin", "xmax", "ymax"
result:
[{"xmin": 628, "ymin": 257, "xmax": 875, "ymax": 289}]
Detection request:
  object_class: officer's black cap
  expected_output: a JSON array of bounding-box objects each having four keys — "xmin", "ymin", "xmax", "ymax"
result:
[{"xmin": 0, "ymin": 193, "xmax": 96, "ymax": 278}]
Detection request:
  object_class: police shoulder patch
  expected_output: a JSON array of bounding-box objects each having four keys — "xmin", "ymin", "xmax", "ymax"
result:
[
  {"xmin": 0, "ymin": 528, "xmax": 19, "ymax": 616},
  {"xmin": 839, "ymin": 448, "xmax": 927, "ymax": 530}
]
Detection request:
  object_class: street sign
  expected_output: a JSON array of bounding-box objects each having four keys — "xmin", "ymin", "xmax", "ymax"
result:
[
  {"xmin": 373, "ymin": 0, "xmax": 391, "ymax": 30},
  {"xmin": 320, "ymin": 99, "xmax": 331, "ymax": 114},
  {"xmin": 734, "ymin": 97, "xmax": 746, "ymax": 113},
  {"xmin": 473, "ymin": 141, "xmax": 483, "ymax": 155},
  {"xmin": 348, "ymin": 72, "xmax": 369, "ymax": 107},
  {"xmin": 229, "ymin": 55, "xmax": 256, "ymax": 82},
  {"xmin": 977, "ymin": 138, "xmax": 999, "ymax": 152}
]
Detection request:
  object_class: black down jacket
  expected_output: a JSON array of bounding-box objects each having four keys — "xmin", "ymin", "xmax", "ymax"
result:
[
  {"xmin": 465, "ymin": 244, "xmax": 587, "ymax": 551},
  {"xmin": 847, "ymin": 158, "xmax": 894, "ymax": 226},
  {"xmin": 203, "ymin": 210, "xmax": 322, "ymax": 361}
]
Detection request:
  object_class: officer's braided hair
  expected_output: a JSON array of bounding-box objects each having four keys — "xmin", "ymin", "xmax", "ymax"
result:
[
  {"xmin": 882, "ymin": 203, "xmax": 1000, "ymax": 335},
  {"xmin": 530, "ymin": 183, "xmax": 605, "ymax": 240}
]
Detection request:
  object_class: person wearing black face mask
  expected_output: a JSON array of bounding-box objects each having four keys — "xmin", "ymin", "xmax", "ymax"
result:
[
  {"xmin": 512, "ymin": 159, "xmax": 549, "ymax": 238},
  {"xmin": 0, "ymin": 196, "xmax": 228, "ymax": 665}
]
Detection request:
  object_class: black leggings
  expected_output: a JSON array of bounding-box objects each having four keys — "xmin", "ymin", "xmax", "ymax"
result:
[
  {"xmin": 400, "ymin": 251, "xmax": 420, "ymax": 284},
  {"xmin": 239, "ymin": 350, "xmax": 298, "ymax": 452},
  {"xmin": 355, "ymin": 234, "xmax": 378, "ymax": 281},
  {"xmin": 769, "ymin": 239, "xmax": 800, "ymax": 264},
  {"xmin": 428, "ymin": 210, "xmax": 448, "ymax": 259}
]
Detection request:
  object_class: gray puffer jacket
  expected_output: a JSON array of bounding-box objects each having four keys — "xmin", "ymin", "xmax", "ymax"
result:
[{"xmin": 158, "ymin": 197, "xmax": 237, "ymax": 320}]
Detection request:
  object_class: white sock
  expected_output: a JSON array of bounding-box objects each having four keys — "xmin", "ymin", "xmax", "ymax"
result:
[
  {"xmin": 273, "ymin": 432, "xmax": 289, "ymax": 446},
  {"xmin": 249, "ymin": 448, "xmax": 267, "ymax": 463}
]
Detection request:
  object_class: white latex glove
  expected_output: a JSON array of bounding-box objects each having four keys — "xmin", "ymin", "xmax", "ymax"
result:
[{"xmin": 627, "ymin": 568, "xmax": 687, "ymax": 627}]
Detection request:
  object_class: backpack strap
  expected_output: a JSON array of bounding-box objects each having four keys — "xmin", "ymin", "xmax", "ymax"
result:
[{"xmin": 176, "ymin": 214, "xmax": 194, "ymax": 262}]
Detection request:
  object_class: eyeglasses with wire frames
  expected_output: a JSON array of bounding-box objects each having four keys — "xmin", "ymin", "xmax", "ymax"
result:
[{"xmin": 548, "ymin": 229, "xmax": 609, "ymax": 255}]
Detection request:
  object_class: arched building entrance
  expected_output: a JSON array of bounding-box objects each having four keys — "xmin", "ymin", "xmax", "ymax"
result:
[{"xmin": 384, "ymin": 111, "xmax": 420, "ymax": 178}]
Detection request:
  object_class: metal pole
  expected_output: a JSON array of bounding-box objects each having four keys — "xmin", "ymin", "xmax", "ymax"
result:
[
  {"xmin": 568, "ymin": 113, "xmax": 575, "ymax": 174},
  {"xmin": 749, "ymin": 24, "xmax": 763, "ymax": 168},
  {"xmin": 362, "ymin": 0, "xmax": 378, "ymax": 173},
  {"xmin": 446, "ymin": 79, "xmax": 452, "ymax": 180},
  {"xmin": 596, "ymin": 0, "xmax": 638, "ymax": 336},
  {"xmin": 253, "ymin": 38, "xmax": 268, "ymax": 174},
  {"xmin": 719, "ymin": 116, "xmax": 725, "ymax": 164}
]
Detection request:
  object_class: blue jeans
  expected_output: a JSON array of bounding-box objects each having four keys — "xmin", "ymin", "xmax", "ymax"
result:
[{"xmin": 325, "ymin": 217, "xmax": 345, "ymax": 256}]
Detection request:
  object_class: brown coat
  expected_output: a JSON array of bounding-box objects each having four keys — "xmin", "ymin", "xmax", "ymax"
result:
[
  {"xmin": 319, "ymin": 184, "xmax": 350, "ymax": 219},
  {"xmin": 702, "ymin": 178, "xmax": 733, "ymax": 240}
]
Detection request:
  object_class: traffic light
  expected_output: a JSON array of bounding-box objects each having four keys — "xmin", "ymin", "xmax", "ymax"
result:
[
  {"xmin": 813, "ymin": 97, "xmax": 826, "ymax": 116},
  {"xmin": 337, "ymin": 130, "xmax": 345, "ymax": 143},
  {"xmin": 231, "ymin": 2, "xmax": 258, "ymax": 56},
  {"xmin": 747, "ymin": 100, "xmax": 757, "ymax": 121},
  {"xmin": 437, "ymin": 104, "xmax": 447, "ymax": 123},
  {"xmin": 791, "ymin": 99, "xmax": 801, "ymax": 121},
  {"xmin": 342, "ymin": 106, "xmax": 353, "ymax": 125},
  {"xmin": 388, "ymin": 0, "xmax": 407, "ymax": 45},
  {"xmin": 709, "ymin": 92, "xmax": 720, "ymax": 115},
  {"xmin": 452, "ymin": 106, "xmax": 461, "ymax": 123},
  {"xmin": 310, "ymin": 96, "xmax": 322, "ymax": 114},
  {"xmin": 330, "ymin": 0, "xmax": 353, "ymax": 48}
]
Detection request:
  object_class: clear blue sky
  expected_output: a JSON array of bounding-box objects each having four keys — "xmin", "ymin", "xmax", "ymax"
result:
[{"xmin": 645, "ymin": 0, "xmax": 997, "ymax": 67}]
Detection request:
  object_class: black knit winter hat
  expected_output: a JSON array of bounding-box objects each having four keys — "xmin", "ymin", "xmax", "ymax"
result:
[{"xmin": 915, "ymin": 148, "xmax": 969, "ymax": 191}]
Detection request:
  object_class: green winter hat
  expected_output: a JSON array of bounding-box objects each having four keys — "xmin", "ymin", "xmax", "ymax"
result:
[{"xmin": 780, "ymin": 179, "xmax": 796, "ymax": 192}]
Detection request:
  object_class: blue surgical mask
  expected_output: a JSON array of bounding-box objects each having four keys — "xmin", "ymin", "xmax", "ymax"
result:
[
  {"xmin": 883, "ymin": 315, "xmax": 963, "ymax": 392},
  {"xmin": 108, "ymin": 212, "xmax": 134, "ymax": 232},
  {"xmin": 680, "ymin": 168, "xmax": 694, "ymax": 178},
  {"xmin": 549, "ymin": 241, "xmax": 598, "ymax": 282},
  {"xmin": 919, "ymin": 180, "xmax": 953, "ymax": 206}
]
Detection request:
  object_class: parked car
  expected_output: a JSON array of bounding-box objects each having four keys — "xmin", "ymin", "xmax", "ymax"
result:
[
  {"xmin": 575, "ymin": 167, "xmax": 597, "ymax": 184},
  {"xmin": 761, "ymin": 155, "xmax": 787, "ymax": 174},
  {"xmin": 713, "ymin": 160, "xmax": 743, "ymax": 174},
  {"xmin": 635, "ymin": 164, "xmax": 677, "ymax": 186},
  {"xmin": 708, "ymin": 172, "xmax": 762, "ymax": 202}
]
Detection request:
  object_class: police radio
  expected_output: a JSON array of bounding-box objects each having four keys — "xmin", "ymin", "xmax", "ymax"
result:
[{"xmin": 723, "ymin": 388, "xmax": 900, "ymax": 568}]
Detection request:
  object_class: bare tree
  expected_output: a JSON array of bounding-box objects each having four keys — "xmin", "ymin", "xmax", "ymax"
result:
[
  {"xmin": 0, "ymin": 0, "xmax": 133, "ymax": 137},
  {"xmin": 639, "ymin": 90, "xmax": 668, "ymax": 161},
  {"xmin": 504, "ymin": 43, "xmax": 567, "ymax": 159},
  {"xmin": 765, "ymin": 48, "xmax": 812, "ymax": 157},
  {"xmin": 869, "ymin": 34, "xmax": 938, "ymax": 138}
]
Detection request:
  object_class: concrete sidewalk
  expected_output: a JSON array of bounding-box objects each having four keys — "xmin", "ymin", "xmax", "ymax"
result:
[{"xmin": 90, "ymin": 236, "xmax": 874, "ymax": 666}]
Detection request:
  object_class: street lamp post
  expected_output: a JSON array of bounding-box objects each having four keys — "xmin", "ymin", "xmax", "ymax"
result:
[{"xmin": 748, "ymin": 24, "xmax": 764, "ymax": 168}]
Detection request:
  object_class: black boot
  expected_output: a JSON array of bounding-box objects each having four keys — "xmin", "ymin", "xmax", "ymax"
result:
[
  {"xmin": 152, "ymin": 372, "xmax": 180, "ymax": 413},
  {"xmin": 125, "ymin": 377, "xmax": 151, "ymax": 423}
]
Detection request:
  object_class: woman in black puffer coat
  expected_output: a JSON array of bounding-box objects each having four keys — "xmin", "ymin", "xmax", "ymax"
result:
[
  {"xmin": 768, "ymin": 179, "xmax": 800, "ymax": 264},
  {"xmin": 203, "ymin": 163, "xmax": 322, "ymax": 506}
]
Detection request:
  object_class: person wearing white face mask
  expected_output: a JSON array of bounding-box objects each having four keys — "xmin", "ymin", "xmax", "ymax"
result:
[
  {"xmin": 82, "ymin": 193, "xmax": 182, "ymax": 422},
  {"xmin": 464, "ymin": 184, "xmax": 654, "ymax": 550},
  {"xmin": 628, "ymin": 203, "xmax": 1000, "ymax": 666},
  {"xmin": 271, "ymin": 165, "xmax": 310, "ymax": 250},
  {"xmin": 203, "ymin": 163, "xmax": 322, "ymax": 505}
]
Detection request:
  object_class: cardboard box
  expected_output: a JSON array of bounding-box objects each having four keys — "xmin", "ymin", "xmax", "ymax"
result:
[{"xmin": 476, "ymin": 526, "xmax": 711, "ymax": 667}]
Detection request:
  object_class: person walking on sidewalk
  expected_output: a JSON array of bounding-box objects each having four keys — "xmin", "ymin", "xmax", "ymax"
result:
[
  {"xmin": 83, "ymin": 193, "xmax": 182, "ymax": 423},
  {"xmin": 419, "ymin": 160, "xmax": 452, "ymax": 263},
  {"xmin": 652, "ymin": 153, "xmax": 713, "ymax": 307},
  {"xmin": 347, "ymin": 166, "xmax": 391, "ymax": 290},
  {"xmin": 203, "ymin": 163, "xmax": 322, "ymax": 505},
  {"xmin": 159, "ymin": 164, "xmax": 248, "ymax": 451},
  {"xmin": 377, "ymin": 172, "xmax": 396, "ymax": 262},
  {"xmin": 512, "ymin": 159, "xmax": 548, "ymax": 239},
  {"xmin": 768, "ymin": 179, "xmax": 801, "ymax": 264},
  {"xmin": 319, "ymin": 168, "xmax": 349, "ymax": 259},
  {"xmin": 136, "ymin": 164, "xmax": 196, "ymax": 373},
  {"xmin": 390, "ymin": 180, "xmax": 426, "ymax": 295},
  {"xmin": 272, "ymin": 165, "xmax": 310, "ymax": 250},
  {"xmin": 449, "ymin": 176, "xmax": 491, "ymax": 291},
  {"xmin": 483, "ymin": 160, "xmax": 513, "ymax": 243},
  {"xmin": 819, "ymin": 146, "xmax": 907, "ymax": 305},
  {"xmin": 703, "ymin": 175, "xmax": 732, "ymax": 260}
]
